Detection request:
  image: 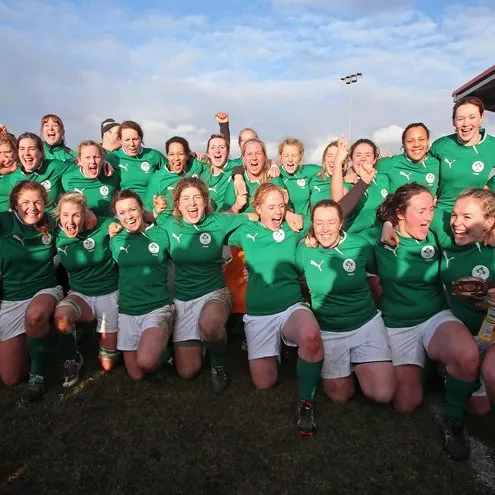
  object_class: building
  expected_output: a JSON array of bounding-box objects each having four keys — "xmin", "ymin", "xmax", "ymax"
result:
[{"xmin": 452, "ymin": 65, "xmax": 495, "ymax": 112}]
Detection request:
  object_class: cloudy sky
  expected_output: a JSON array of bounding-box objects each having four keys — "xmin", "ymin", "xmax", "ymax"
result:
[{"xmin": 1, "ymin": 0, "xmax": 494, "ymax": 161}]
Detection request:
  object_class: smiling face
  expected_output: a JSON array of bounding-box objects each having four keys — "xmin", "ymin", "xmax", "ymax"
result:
[
  {"xmin": 167, "ymin": 142, "xmax": 188, "ymax": 174},
  {"xmin": 42, "ymin": 117, "xmax": 64, "ymax": 146},
  {"xmin": 397, "ymin": 191, "xmax": 434, "ymax": 240},
  {"xmin": 280, "ymin": 144, "xmax": 303, "ymax": 175},
  {"xmin": 403, "ymin": 126, "xmax": 429, "ymax": 162},
  {"xmin": 16, "ymin": 188, "xmax": 45, "ymax": 225},
  {"xmin": 78, "ymin": 144, "xmax": 104, "ymax": 178},
  {"xmin": 256, "ymin": 189, "xmax": 286, "ymax": 231},
  {"xmin": 351, "ymin": 142, "xmax": 377, "ymax": 176},
  {"xmin": 243, "ymin": 141, "xmax": 266, "ymax": 179},
  {"xmin": 207, "ymin": 137, "xmax": 229, "ymax": 169},
  {"xmin": 115, "ymin": 197, "xmax": 145, "ymax": 233},
  {"xmin": 120, "ymin": 128, "xmax": 142, "ymax": 156},
  {"xmin": 313, "ymin": 205, "xmax": 343, "ymax": 248},
  {"xmin": 0, "ymin": 142, "xmax": 15, "ymax": 168},
  {"xmin": 60, "ymin": 201, "xmax": 84, "ymax": 237},
  {"xmin": 454, "ymin": 103, "xmax": 484, "ymax": 146},
  {"xmin": 451, "ymin": 197, "xmax": 495, "ymax": 246},
  {"xmin": 178, "ymin": 186, "xmax": 206, "ymax": 224},
  {"xmin": 18, "ymin": 137, "xmax": 43, "ymax": 172},
  {"xmin": 323, "ymin": 145, "xmax": 338, "ymax": 175}
]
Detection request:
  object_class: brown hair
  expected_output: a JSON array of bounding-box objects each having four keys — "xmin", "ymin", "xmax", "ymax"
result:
[
  {"xmin": 0, "ymin": 133, "xmax": 18, "ymax": 162},
  {"xmin": 111, "ymin": 189, "xmax": 144, "ymax": 214},
  {"xmin": 278, "ymin": 138, "xmax": 304, "ymax": 157},
  {"xmin": 452, "ymin": 97, "xmax": 484, "ymax": 121},
  {"xmin": 349, "ymin": 138, "xmax": 379, "ymax": 161},
  {"xmin": 172, "ymin": 177, "xmax": 213, "ymax": 217},
  {"xmin": 401, "ymin": 123, "xmax": 430, "ymax": 146},
  {"xmin": 17, "ymin": 132, "xmax": 44, "ymax": 153},
  {"xmin": 76, "ymin": 140, "xmax": 107, "ymax": 159},
  {"xmin": 40, "ymin": 114, "xmax": 65, "ymax": 140},
  {"xmin": 457, "ymin": 188, "xmax": 495, "ymax": 218},
  {"xmin": 238, "ymin": 128, "xmax": 258, "ymax": 148},
  {"xmin": 251, "ymin": 182, "xmax": 287, "ymax": 212},
  {"xmin": 307, "ymin": 199, "xmax": 344, "ymax": 240},
  {"xmin": 242, "ymin": 138, "xmax": 269, "ymax": 183},
  {"xmin": 54, "ymin": 192, "xmax": 88, "ymax": 223},
  {"xmin": 376, "ymin": 183, "xmax": 431, "ymax": 225},
  {"xmin": 118, "ymin": 121, "xmax": 144, "ymax": 140},
  {"xmin": 205, "ymin": 134, "xmax": 230, "ymax": 172}
]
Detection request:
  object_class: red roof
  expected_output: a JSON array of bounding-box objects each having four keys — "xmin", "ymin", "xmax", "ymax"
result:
[{"xmin": 452, "ymin": 65, "xmax": 495, "ymax": 112}]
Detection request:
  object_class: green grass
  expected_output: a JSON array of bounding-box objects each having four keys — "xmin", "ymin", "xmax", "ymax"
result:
[{"xmin": 1, "ymin": 333, "xmax": 493, "ymax": 495}]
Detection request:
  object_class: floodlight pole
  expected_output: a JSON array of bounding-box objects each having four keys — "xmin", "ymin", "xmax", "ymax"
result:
[{"xmin": 340, "ymin": 73, "xmax": 363, "ymax": 142}]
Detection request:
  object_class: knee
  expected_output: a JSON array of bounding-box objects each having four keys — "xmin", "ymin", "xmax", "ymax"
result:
[
  {"xmin": 364, "ymin": 383, "xmax": 395, "ymax": 404},
  {"xmin": 2, "ymin": 370, "xmax": 27, "ymax": 387},
  {"xmin": 300, "ymin": 329, "xmax": 323, "ymax": 357},
  {"xmin": 323, "ymin": 384, "xmax": 354, "ymax": 404},
  {"xmin": 137, "ymin": 354, "xmax": 159, "ymax": 374},
  {"xmin": 456, "ymin": 346, "xmax": 480, "ymax": 377},
  {"xmin": 394, "ymin": 394, "xmax": 423, "ymax": 413},
  {"xmin": 252, "ymin": 374, "xmax": 277, "ymax": 390},
  {"xmin": 468, "ymin": 396, "xmax": 491, "ymax": 416},
  {"xmin": 54, "ymin": 313, "xmax": 74, "ymax": 335},
  {"xmin": 25, "ymin": 309, "xmax": 49, "ymax": 336},
  {"xmin": 127, "ymin": 368, "xmax": 145, "ymax": 381},
  {"xmin": 176, "ymin": 363, "xmax": 200, "ymax": 380},
  {"xmin": 199, "ymin": 322, "xmax": 222, "ymax": 342}
]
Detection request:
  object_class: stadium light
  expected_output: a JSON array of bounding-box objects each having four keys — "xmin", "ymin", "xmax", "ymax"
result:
[{"xmin": 340, "ymin": 72, "xmax": 363, "ymax": 142}]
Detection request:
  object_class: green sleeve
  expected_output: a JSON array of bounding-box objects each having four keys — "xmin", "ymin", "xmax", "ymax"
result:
[
  {"xmin": 221, "ymin": 180, "xmax": 236, "ymax": 211},
  {"xmin": 143, "ymin": 173, "xmax": 160, "ymax": 211},
  {"xmin": 218, "ymin": 212, "xmax": 250, "ymax": 235},
  {"xmin": 301, "ymin": 164, "xmax": 321, "ymax": 180},
  {"xmin": 226, "ymin": 223, "xmax": 244, "ymax": 247},
  {"xmin": 429, "ymin": 209, "xmax": 450, "ymax": 247}
]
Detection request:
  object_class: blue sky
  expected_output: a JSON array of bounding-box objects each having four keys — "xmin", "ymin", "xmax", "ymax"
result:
[{"xmin": 1, "ymin": 0, "xmax": 494, "ymax": 160}]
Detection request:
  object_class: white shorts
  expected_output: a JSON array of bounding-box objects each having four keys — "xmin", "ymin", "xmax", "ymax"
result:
[
  {"xmin": 321, "ymin": 312, "xmax": 391, "ymax": 379},
  {"xmin": 68, "ymin": 290, "xmax": 119, "ymax": 333},
  {"xmin": 0, "ymin": 286, "xmax": 64, "ymax": 342},
  {"xmin": 472, "ymin": 336, "xmax": 495, "ymax": 397},
  {"xmin": 243, "ymin": 302, "xmax": 312, "ymax": 360},
  {"xmin": 173, "ymin": 288, "xmax": 231, "ymax": 343},
  {"xmin": 117, "ymin": 304, "xmax": 175, "ymax": 351},
  {"xmin": 386, "ymin": 310, "xmax": 461, "ymax": 367}
]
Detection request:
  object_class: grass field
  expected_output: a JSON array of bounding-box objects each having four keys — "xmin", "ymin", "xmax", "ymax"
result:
[{"xmin": 1, "ymin": 329, "xmax": 495, "ymax": 495}]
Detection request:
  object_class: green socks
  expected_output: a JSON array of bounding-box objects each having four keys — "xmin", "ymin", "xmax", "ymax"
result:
[
  {"xmin": 206, "ymin": 334, "xmax": 228, "ymax": 368},
  {"xmin": 27, "ymin": 334, "xmax": 51, "ymax": 376},
  {"xmin": 444, "ymin": 373, "xmax": 479, "ymax": 422},
  {"xmin": 297, "ymin": 357, "xmax": 323, "ymax": 402},
  {"xmin": 59, "ymin": 331, "xmax": 79, "ymax": 362}
]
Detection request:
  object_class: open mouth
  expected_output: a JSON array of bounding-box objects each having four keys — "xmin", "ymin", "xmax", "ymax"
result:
[
  {"xmin": 272, "ymin": 216, "xmax": 282, "ymax": 229},
  {"xmin": 65, "ymin": 224, "xmax": 77, "ymax": 236},
  {"xmin": 125, "ymin": 217, "xmax": 138, "ymax": 229},
  {"xmin": 187, "ymin": 207, "xmax": 200, "ymax": 221}
]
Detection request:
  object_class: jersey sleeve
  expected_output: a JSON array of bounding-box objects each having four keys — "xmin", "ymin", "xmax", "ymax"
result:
[
  {"xmin": 221, "ymin": 179, "xmax": 236, "ymax": 211},
  {"xmin": 216, "ymin": 212, "xmax": 251, "ymax": 235},
  {"xmin": 301, "ymin": 164, "xmax": 321, "ymax": 180},
  {"xmin": 295, "ymin": 241, "xmax": 307, "ymax": 275},
  {"xmin": 226, "ymin": 223, "xmax": 245, "ymax": 247},
  {"xmin": 429, "ymin": 209, "xmax": 451, "ymax": 247},
  {"xmin": 143, "ymin": 173, "xmax": 161, "ymax": 211}
]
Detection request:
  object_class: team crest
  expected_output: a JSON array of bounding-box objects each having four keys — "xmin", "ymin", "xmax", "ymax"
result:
[
  {"xmin": 41, "ymin": 180, "xmax": 52, "ymax": 191},
  {"xmin": 421, "ymin": 245, "xmax": 435, "ymax": 259},
  {"xmin": 41, "ymin": 233, "xmax": 52, "ymax": 245},
  {"xmin": 472, "ymin": 265, "xmax": 490, "ymax": 280},
  {"xmin": 297, "ymin": 179, "xmax": 306, "ymax": 187},
  {"xmin": 83, "ymin": 238, "xmax": 95, "ymax": 250},
  {"xmin": 148, "ymin": 242, "xmax": 159, "ymax": 254},
  {"xmin": 472, "ymin": 161, "xmax": 484, "ymax": 174},
  {"xmin": 100, "ymin": 185, "xmax": 109, "ymax": 197},
  {"xmin": 141, "ymin": 162, "xmax": 150, "ymax": 172},
  {"xmin": 343, "ymin": 258, "xmax": 356, "ymax": 273},
  {"xmin": 273, "ymin": 229, "xmax": 285, "ymax": 243},
  {"xmin": 200, "ymin": 233, "xmax": 212, "ymax": 245},
  {"xmin": 425, "ymin": 173, "xmax": 435, "ymax": 184},
  {"xmin": 381, "ymin": 189, "xmax": 388, "ymax": 198}
]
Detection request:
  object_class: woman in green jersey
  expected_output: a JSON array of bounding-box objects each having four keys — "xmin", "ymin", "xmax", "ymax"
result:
[
  {"xmin": 40, "ymin": 114, "xmax": 77, "ymax": 162},
  {"xmin": 430, "ymin": 97, "xmax": 495, "ymax": 210},
  {"xmin": 0, "ymin": 132, "xmax": 17, "ymax": 211},
  {"xmin": 53, "ymin": 192, "xmax": 120, "ymax": 376},
  {"xmin": 228, "ymin": 182, "xmax": 324, "ymax": 437},
  {"xmin": 110, "ymin": 190, "xmax": 174, "ymax": 381},
  {"xmin": 157, "ymin": 177, "xmax": 255, "ymax": 393},
  {"xmin": 308, "ymin": 141, "xmax": 339, "ymax": 208},
  {"xmin": 375, "ymin": 184, "xmax": 478, "ymax": 418},
  {"xmin": 376, "ymin": 123, "xmax": 439, "ymax": 195},
  {"xmin": 0, "ymin": 181, "xmax": 64, "ymax": 397},
  {"xmin": 62, "ymin": 141, "xmax": 120, "ymax": 217},
  {"xmin": 297, "ymin": 200, "xmax": 394, "ymax": 408},
  {"xmin": 106, "ymin": 121, "xmax": 166, "ymax": 201}
]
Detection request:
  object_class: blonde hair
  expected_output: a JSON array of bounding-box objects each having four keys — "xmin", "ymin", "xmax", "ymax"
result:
[
  {"xmin": 252, "ymin": 182, "xmax": 287, "ymax": 211},
  {"xmin": 457, "ymin": 188, "xmax": 495, "ymax": 218},
  {"xmin": 320, "ymin": 141, "xmax": 339, "ymax": 178},
  {"xmin": 278, "ymin": 138, "xmax": 304, "ymax": 157},
  {"xmin": 77, "ymin": 140, "xmax": 106, "ymax": 159},
  {"xmin": 242, "ymin": 138, "xmax": 269, "ymax": 183},
  {"xmin": 54, "ymin": 192, "xmax": 88, "ymax": 223}
]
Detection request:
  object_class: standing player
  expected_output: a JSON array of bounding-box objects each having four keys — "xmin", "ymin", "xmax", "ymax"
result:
[{"xmin": 40, "ymin": 114, "xmax": 77, "ymax": 162}]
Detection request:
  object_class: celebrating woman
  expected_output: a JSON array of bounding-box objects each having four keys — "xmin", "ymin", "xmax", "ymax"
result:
[
  {"xmin": 0, "ymin": 131, "xmax": 18, "ymax": 211},
  {"xmin": 41, "ymin": 114, "xmax": 77, "ymax": 162}
]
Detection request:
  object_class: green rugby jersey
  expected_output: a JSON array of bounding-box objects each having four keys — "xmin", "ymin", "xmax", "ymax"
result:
[
  {"xmin": 61, "ymin": 167, "xmax": 120, "ymax": 217},
  {"xmin": 309, "ymin": 173, "xmax": 332, "ymax": 208},
  {"xmin": 228, "ymin": 220, "xmax": 303, "ymax": 315},
  {"xmin": 106, "ymin": 147, "xmax": 166, "ymax": 200},
  {"xmin": 430, "ymin": 130, "xmax": 495, "ymax": 210},
  {"xmin": 110, "ymin": 224, "xmax": 171, "ymax": 315},
  {"xmin": 9, "ymin": 159, "xmax": 72, "ymax": 209},
  {"xmin": 199, "ymin": 160, "xmax": 239, "ymax": 211},
  {"xmin": 0, "ymin": 211, "xmax": 56, "ymax": 300},
  {"xmin": 370, "ymin": 227, "xmax": 448, "ymax": 328},
  {"xmin": 43, "ymin": 142, "xmax": 77, "ymax": 162},
  {"xmin": 296, "ymin": 231, "xmax": 377, "ymax": 332},
  {"xmin": 56, "ymin": 217, "xmax": 118, "ymax": 296},
  {"xmin": 0, "ymin": 172, "xmax": 14, "ymax": 212},
  {"xmin": 143, "ymin": 158, "xmax": 206, "ymax": 213},
  {"xmin": 376, "ymin": 153, "xmax": 440, "ymax": 195},
  {"xmin": 157, "ymin": 212, "xmax": 250, "ymax": 301}
]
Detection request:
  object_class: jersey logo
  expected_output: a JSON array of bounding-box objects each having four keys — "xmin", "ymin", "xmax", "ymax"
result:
[
  {"xmin": 247, "ymin": 233, "xmax": 258, "ymax": 242},
  {"xmin": 172, "ymin": 233, "xmax": 183, "ymax": 244},
  {"xmin": 343, "ymin": 258, "xmax": 356, "ymax": 273},
  {"xmin": 310, "ymin": 259, "xmax": 324, "ymax": 272},
  {"xmin": 57, "ymin": 246, "xmax": 68, "ymax": 256},
  {"xmin": 297, "ymin": 179, "xmax": 306, "ymax": 187},
  {"xmin": 141, "ymin": 161, "xmax": 150, "ymax": 172},
  {"xmin": 167, "ymin": 186, "xmax": 175, "ymax": 191},
  {"xmin": 119, "ymin": 245, "xmax": 130, "ymax": 254},
  {"xmin": 148, "ymin": 242, "xmax": 159, "ymax": 254},
  {"xmin": 472, "ymin": 161, "xmax": 484, "ymax": 174},
  {"xmin": 399, "ymin": 171, "xmax": 412, "ymax": 181},
  {"xmin": 208, "ymin": 186, "xmax": 217, "ymax": 193},
  {"xmin": 200, "ymin": 233, "xmax": 211, "ymax": 245},
  {"xmin": 12, "ymin": 234, "xmax": 25, "ymax": 246},
  {"xmin": 74, "ymin": 188, "xmax": 85, "ymax": 193},
  {"xmin": 381, "ymin": 188, "xmax": 388, "ymax": 198},
  {"xmin": 443, "ymin": 251, "xmax": 454, "ymax": 268},
  {"xmin": 119, "ymin": 164, "xmax": 129, "ymax": 172},
  {"xmin": 384, "ymin": 245, "xmax": 398, "ymax": 257},
  {"xmin": 83, "ymin": 238, "xmax": 95, "ymax": 250},
  {"xmin": 420, "ymin": 245, "xmax": 435, "ymax": 260},
  {"xmin": 41, "ymin": 233, "xmax": 52, "ymax": 245},
  {"xmin": 472, "ymin": 265, "xmax": 490, "ymax": 280},
  {"xmin": 444, "ymin": 158, "xmax": 456, "ymax": 168},
  {"xmin": 425, "ymin": 173, "xmax": 435, "ymax": 184},
  {"xmin": 273, "ymin": 229, "xmax": 285, "ymax": 243},
  {"xmin": 100, "ymin": 185, "xmax": 109, "ymax": 196},
  {"xmin": 41, "ymin": 180, "xmax": 52, "ymax": 191},
  {"xmin": 313, "ymin": 185, "xmax": 322, "ymax": 193}
]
